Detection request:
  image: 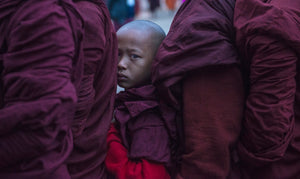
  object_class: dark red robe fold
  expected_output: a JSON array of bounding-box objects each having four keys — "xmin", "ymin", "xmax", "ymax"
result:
[
  {"xmin": 152, "ymin": 0, "xmax": 240, "ymax": 140},
  {"xmin": 66, "ymin": 0, "xmax": 118, "ymax": 178},
  {"xmin": 0, "ymin": 0, "xmax": 84, "ymax": 178},
  {"xmin": 105, "ymin": 124, "xmax": 170, "ymax": 179},
  {"xmin": 106, "ymin": 85, "xmax": 171, "ymax": 178},
  {"xmin": 114, "ymin": 85, "xmax": 171, "ymax": 164},
  {"xmin": 182, "ymin": 66, "xmax": 243, "ymax": 179},
  {"xmin": 234, "ymin": 0, "xmax": 300, "ymax": 178},
  {"xmin": 152, "ymin": 0, "xmax": 243, "ymax": 178}
]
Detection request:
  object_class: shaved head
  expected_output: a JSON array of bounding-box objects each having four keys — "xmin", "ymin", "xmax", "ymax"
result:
[{"xmin": 117, "ymin": 20, "xmax": 166, "ymax": 53}]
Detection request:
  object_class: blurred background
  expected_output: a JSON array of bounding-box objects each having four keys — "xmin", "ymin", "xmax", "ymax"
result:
[
  {"xmin": 107, "ymin": 0, "xmax": 183, "ymax": 33},
  {"xmin": 134, "ymin": 0, "xmax": 181, "ymax": 32}
]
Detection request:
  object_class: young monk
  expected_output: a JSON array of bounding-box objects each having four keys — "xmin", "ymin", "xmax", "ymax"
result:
[
  {"xmin": 67, "ymin": 0, "xmax": 118, "ymax": 178},
  {"xmin": 233, "ymin": 0, "xmax": 300, "ymax": 178},
  {"xmin": 0, "ymin": 0, "xmax": 83, "ymax": 178},
  {"xmin": 105, "ymin": 20, "xmax": 170, "ymax": 179},
  {"xmin": 152, "ymin": 0, "xmax": 244, "ymax": 178}
]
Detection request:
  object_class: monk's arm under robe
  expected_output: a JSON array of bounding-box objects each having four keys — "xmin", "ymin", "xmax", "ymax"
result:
[
  {"xmin": 127, "ymin": 112, "xmax": 171, "ymax": 164},
  {"xmin": 178, "ymin": 65, "xmax": 243, "ymax": 179},
  {"xmin": 67, "ymin": 1, "xmax": 118, "ymax": 178},
  {"xmin": 71, "ymin": 1, "xmax": 107, "ymax": 136},
  {"xmin": 0, "ymin": 3, "xmax": 77, "ymax": 168},
  {"xmin": 237, "ymin": 35, "xmax": 297, "ymax": 166},
  {"xmin": 105, "ymin": 124, "xmax": 170, "ymax": 179}
]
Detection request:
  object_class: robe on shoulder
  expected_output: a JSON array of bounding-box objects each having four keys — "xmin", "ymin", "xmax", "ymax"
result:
[
  {"xmin": 234, "ymin": 0, "xmax": 300, "ymax": 178},
  {"xmin": 67, "ymin": 0, "xmax": 118, "ymax": 178},
  {"xmin": 106, "ymin": 85, "xmax": 171, "ymax": 178},
  {"xmin": 114, "ymin": 85, "xmax": 171, "ymax": 165},
  {"xmin": 0, "ymin": 0, "xmax": 84, "ymax": 178},
  {"xmin": 152, "ymin": 0, "xmax": 244, "ymax": 178}
]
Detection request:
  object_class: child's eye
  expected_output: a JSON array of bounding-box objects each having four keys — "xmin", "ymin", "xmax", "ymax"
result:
[
  {"xmin": 130, "ymin": 54, "xmax": 141, "ymax": 59},
  {"xmin": 118, "ymin": 51, "xmax": 123, "ymax": 60}
]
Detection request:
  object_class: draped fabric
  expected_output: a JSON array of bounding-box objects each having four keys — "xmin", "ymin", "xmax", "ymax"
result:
[
  {"xmin": 0, "ymin": 1, "xmax": 22, "ymax": 47},
  {"xmin": 234, "ymin": 0, "xmax": 300, "ymax": 178},
  {"xmin": 152, "ymin": 0, "xmax": 240, "ymax": 165},
  {"xmin": 152, "ymin": 0, "xmax": 239, "ymax": 108},
  {"xmin": 151, "ymin": 0, "xmax": 244, "ymax": 178},
  {"xmin": 181, "ymin": 66, "xmax": 243, "ymax": 179},
  {"xmin": 0, "ymin": 0, "xmax": 84, "ymax": 178},
  {"xmin": 105, "ymin": 124, "xmax": 171, "ymax": 179},
  {"xmin": 114, "ymin": 85, "xmax": 171, "ymax": 164},
  {"xmin": 67, "ymin": 0, "xmax": 118, "ymax": 178}
]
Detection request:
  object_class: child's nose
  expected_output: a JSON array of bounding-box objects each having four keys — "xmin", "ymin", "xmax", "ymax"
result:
[{"xmin": 117, "ymin": 56, "xmax": 128, "ymax": 70}]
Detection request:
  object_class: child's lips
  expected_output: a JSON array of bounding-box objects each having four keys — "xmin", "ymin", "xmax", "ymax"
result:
[{"xmin": 117, "ymin": 73, "xmax": 128, "ymax": 81}]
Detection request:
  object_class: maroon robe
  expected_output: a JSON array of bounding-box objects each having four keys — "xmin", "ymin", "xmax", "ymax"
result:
[
  {"xmin": 67, "ymin": 0, "xmax": 118, "ymax": 178},
  {"xmin": 105, "ymin": 123, "xmax": 171, "ymax": 179},
  {"xmin": 0, "ymin": 0, "xmax": 84, "ymax": 178},
  {"xmin": 234, "ymin": 0, "xmax": 300, "ymax": 178},
  {"xmin": 182, "ymin": 66, "xmax": 243, "ymax": 179},
  {"xmin": 152, "ymin": 0, "xmax": 244, "ymax": 178},
  {"xmin": 114, "ymin": 85, "xmax": 171, "ymax": 165}
]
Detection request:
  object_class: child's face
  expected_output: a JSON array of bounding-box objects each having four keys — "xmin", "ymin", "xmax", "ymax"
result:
[{"xmin": 117, "ymin": 28, "xmax": 154, "ymax": 89}]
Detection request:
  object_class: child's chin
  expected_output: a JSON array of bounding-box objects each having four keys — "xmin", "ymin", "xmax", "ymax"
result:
[{"xmin": 117, "ymin": 83, "xmax": 130, "ymax": 90}]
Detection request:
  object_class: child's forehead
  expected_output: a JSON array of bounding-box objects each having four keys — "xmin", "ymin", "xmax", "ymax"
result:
[
  {"xmin": 117, "ymin": 28, "xmax": 153, "ymax": 43},
  {"xmin": 117, "ymin": 25, "xmax": 151, "ymax": 36},
  {"xmin": 117, "ymin": 20, "xmax": 165, "ymax": 38},
  {"xmin": 116, "ymin": 21, "xmax": 165, "ymax": 50}
]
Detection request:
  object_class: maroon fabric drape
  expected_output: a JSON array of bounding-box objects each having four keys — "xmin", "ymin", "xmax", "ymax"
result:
[
  {"xmin": 152, "ymin": 0, "xmax": 239, "ymax": 142},
  {"xmin": 152, "ymin": 0, "xmax": 243, "ymax": 178},
  {"xmin": 114, "ymin": 85, "xmax": 171, "ymax": 165},
  {"xmin": 234, "ymin": 0, "xmax": 300, "ymax": 178},
  {"xmin": 152, "ymin": 0, "xmax": 239, "ymax": 105},
  {"xmin": 67, "ymin": 0, "xmax": 118, "ymax": 178},
  {"xmin": 152, "ymin": 0, "xmax": 240, "ymax": 160},
  {"xmin": 181, "ymin": 66, "xmax": 243, "ymax": 179},
  {"xmin": 105, "ymin": 123, "xmax": 171, "ymax": 179},
  {"xmin": 0, "ymin": 0, "xmax": 84, "ymax": 178}
]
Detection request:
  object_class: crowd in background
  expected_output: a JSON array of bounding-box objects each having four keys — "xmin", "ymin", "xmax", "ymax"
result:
[{"xmin": 106, "ymin": 0, "xmax": 181, "ymax": 29}]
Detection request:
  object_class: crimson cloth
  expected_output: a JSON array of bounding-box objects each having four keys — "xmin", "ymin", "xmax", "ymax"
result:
[
  {"xmin": 234, "ymin": 0, "xmax": 300, "ymax": 178},
  {"xmin": 181, "ymin": 66, "xmax": 243, "ymax": 179},
  {"xmin": 105, "ymin": 124, "xmax": 170, "ymax": 179},
  {"xmin": 152, "ymin": 0, "xmax": 243, "ymax": 178},
  {"xmin": 152, "ymin": 0, "xmax": 240, "ymax": 141},
  {"xmin": 66, "ymin": 0, "xmax": 118, "ymax": 178},
  {"xmin": 114, "ymin": 85, "xmax": 171, "ymax": 165},
  {"xmin": 0, "ymin": 0, "xmax": 84, "ymax": 178}
]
